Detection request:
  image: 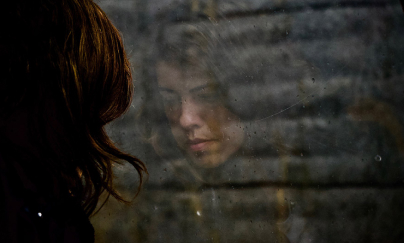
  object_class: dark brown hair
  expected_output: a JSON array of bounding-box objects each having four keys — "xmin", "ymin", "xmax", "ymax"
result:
[{"xmin": 0, "ymin": 0, "xmax": 146, "ymax": 215}]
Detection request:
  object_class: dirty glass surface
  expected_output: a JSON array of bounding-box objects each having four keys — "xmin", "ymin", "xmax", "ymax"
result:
[{"xmin": 92, "ymin": 0, "xmax": 404, "ymax": 242}]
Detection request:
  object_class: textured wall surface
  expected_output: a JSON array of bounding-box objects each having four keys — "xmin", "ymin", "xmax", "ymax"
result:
[{"xmin": 92, "ymin": 0, "xmax": 404, "ymax": 242}]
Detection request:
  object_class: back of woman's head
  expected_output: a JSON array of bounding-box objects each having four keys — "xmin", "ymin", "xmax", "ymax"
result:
[{"xmin": 0, "ymin": 0, "xmax": 146, "ymax": 215}]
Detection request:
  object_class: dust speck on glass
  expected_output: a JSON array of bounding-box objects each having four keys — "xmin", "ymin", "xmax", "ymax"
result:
[{"xmin": 92, "ymin": 0, "xmax": 404, "ymax": 242}]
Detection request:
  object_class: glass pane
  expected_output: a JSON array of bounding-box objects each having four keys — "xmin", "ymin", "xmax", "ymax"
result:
[{"xmin": 93, "ymin": 0, "xmax": 404, "ymax": 242}]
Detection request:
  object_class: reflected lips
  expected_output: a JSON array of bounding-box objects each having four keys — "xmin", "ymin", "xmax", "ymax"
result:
[{"xmin": 188, "ymin": 139, "xmax": 214, "ymax": 151}]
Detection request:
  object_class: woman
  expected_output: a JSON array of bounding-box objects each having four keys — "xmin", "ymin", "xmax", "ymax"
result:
[
  {"xmin": 155, "ymin": 48, "xmax": 245, "ymax": 168},
  {"xmin": 0, "ymin": 0, "xmax": 146, "ymax": 242}
]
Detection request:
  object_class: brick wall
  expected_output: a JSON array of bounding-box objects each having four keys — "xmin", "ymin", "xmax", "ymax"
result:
[{"xmin": 92, "ymin": 0, "xmax": 404, "ymax": 242}]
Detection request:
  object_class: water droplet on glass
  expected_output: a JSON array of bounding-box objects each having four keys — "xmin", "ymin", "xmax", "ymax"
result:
[
  {"xmin": 286, "ymin": 31, "xmax": 288, "ymax": 35},
  {"xmin": 196, "ymin": 211, "xmax": 201, "ymax": 216},
  {"xmin": 312, "ymin": 78, "xmax": 315, "ymax": 83},
  {"xmin": 375, "ymin": 155, "xmax": 382, "ymax": 161}
]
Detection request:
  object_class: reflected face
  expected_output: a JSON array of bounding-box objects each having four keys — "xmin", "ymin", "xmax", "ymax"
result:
[{"xmin": 157, "ymin": 62, "xmax": 244, "ymax": 168}]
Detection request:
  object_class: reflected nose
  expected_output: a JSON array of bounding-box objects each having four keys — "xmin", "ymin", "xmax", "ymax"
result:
[{"xmin": 179, "ymin": 98, "xmax": 203, "ymax": 130}]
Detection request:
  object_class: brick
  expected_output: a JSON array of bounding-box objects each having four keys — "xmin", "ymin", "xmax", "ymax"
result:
[
  {"xmin": 128, "ymin": 152, "xmax": 403, "ymax": 187},
  {"xmin": 161, "ymin": 5, "xmax": 404, "ymax": 42},
  {"xmin": 92, "ymin": 187, "xmax": 404, "ymax": 243},
  {"xmin": 143, "ymin": 0, "xmax": 399, "ymax": 21},
  {"xmin": 213, "ymin": 0, "xmax": 398, "ymax": 16},
  {"xmin": 110, "ymin": 108, "xmax": 404, "ymax": 186}
]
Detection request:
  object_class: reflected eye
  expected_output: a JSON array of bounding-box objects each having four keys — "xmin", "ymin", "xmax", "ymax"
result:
[{"xmin": 194, "ymin": 90, "xmax": 222, "ymax": 103}]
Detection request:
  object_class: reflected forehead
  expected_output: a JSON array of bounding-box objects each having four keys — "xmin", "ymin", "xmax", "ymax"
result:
[{"xmin": 156, "ymin": 61, "xmax": 212, "ymax": 93}]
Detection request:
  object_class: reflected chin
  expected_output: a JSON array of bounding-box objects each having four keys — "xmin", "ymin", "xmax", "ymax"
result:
[{"xmin": 187, "ymin": 151, "xmax": 227, "ymax": 168}]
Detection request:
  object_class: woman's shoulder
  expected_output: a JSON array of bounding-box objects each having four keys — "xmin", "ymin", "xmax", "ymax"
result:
[{"xmin": 0, "ymin": 140, "xmax": 94, "ymax": 243}]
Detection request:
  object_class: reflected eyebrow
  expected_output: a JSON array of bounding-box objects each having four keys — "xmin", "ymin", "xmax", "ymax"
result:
[{"xmin": 189, "ymin": 83, "xmax": 218, "ymax": 93}]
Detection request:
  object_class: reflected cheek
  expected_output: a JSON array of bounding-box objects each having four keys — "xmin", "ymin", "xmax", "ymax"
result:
[
  {"xmin": 169, "ymin": 125, "xmax": 188, "ymax": 149},
  {"xmin": 163, "ymin": 107, "xmax": 185, "ymax": 141},
  {"xmin": 164, "ymin": 107, "xmax": 180, "ymax": 124},
  {"xmin": 164, "ymin": 107, "xmax": 183, "ymax": 127},
  {"xmin": 205, "ymin": 116, "xmax": 222, "ymax": 134}
]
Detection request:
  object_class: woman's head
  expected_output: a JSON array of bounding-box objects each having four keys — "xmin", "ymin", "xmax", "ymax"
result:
[
  {"xmin": 145, "ymin": 25, "xmax": 245, "ymax": 168},
  {"xmin": 1, "ymin": 0, "xmax": 132, "ymax": 124},
  {"xmin": 0, "ymin": 0, "xmax": 146, "ymax": 215},
  {"xmin": 156, "ymin": 60, "xmax": 245, "ymax": 168}
]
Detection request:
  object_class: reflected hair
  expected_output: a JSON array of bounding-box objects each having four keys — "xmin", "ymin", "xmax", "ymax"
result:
[{"xmin": 0, "ymin": 0, "xmax": 146, "ymax": 215}]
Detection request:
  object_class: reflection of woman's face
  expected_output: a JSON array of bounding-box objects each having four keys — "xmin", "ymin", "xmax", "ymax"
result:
[{"xmin": 157, "ymin": 62, "xmax": 244, "ymax": 168}]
